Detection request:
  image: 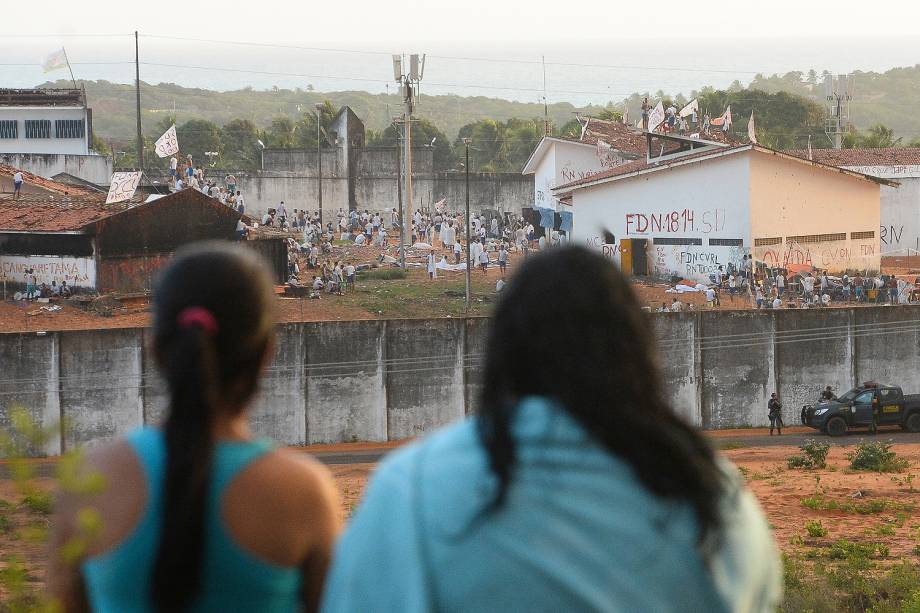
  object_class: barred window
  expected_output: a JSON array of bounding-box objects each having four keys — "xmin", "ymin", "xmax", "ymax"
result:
[
  {"xmin": 0, "ymin": 120, "xmax": 17, "ymax": 139},
  {"xmin": 654, "ymin": 237, "xmax": 702, "ymax": 245},
  {"xmin": 55, "ymin": 119, "xmax": 84, "ymax": 139},
  {"xmin": 709, "ymin": 238, "xmax": 743, "ymax": 247},
  {"xmin": 851, "ymin": 231, "xmax": 875, "ymax": 240},
  {"xmin": 754, "ymin": 237, "xmax": 782, "ymax": 246},
  {"xmin": 24, "ymin": 119, "xmax": 51, "ymax": 139},
  {"xmin": 786, "ymin": 233, "xmax": 846, "ymax": 244}
]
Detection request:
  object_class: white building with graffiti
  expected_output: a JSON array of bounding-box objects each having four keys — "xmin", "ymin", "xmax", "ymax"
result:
[
  {"xmin": 522, "ymin": 118, "xmax": 645, "ymax": 220},
  {"xmin": 786, "ymin": 148, "xmax": 920, "ymax": 257},
  {"xmin": 558, "ymin": 139, "xmax": 890, "ymax": 283}
]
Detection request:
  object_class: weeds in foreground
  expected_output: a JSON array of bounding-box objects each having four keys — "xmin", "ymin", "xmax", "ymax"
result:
[
  {"xmin": 782, "ymin": 555, "xmax": 920, "ymax": 612},
  {"xmin": 0, "ymin": 407, "xmax": 107, "ymax": 612},
  {"xmin": 806, "ymin": 520, "xmax": 828, "ymax": 538},
  {"xmin": 848, "ymin": 440, "xmax": 910, "ymax": 473},
  {"xmin": 801, "ymin": 494, "xmax": 914, "ymax": 515}
]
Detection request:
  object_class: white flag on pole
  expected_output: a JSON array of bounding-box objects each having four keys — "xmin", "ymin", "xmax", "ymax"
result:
[
  {"xmin": 154, "ymin": 125, "xmax": 179, "ymax": 158},
  {"xmin": 105, "ymin": 171, "xmax": 143, "ymax": 204},
  {"xmin": 42, "ymin": 48, "xmax": 68, "ymax": 73},
  {"xmin": 647, "ymin": 101, "xmax": 665, "ymax": 132},
  {"xmin": 748, "ymin": 110, "xmax": 757, "ymax": 144},
  {"xmin": 679, "ymin": 98, "xmax": 699, "ymax": 118}
]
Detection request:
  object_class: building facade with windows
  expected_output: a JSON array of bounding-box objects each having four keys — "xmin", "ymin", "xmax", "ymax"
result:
[
  {"xmin": 557, "ymin": 144, "xmax": 888, "ymax": 283},
  {"xmin": 0, "ymin": 89, "xmax": 93, "ymax": 155}
]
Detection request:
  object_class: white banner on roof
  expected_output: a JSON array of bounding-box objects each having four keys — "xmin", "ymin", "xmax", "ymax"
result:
[
  {"xmin": 105, "ymin": 171, "xmax": 142, "ymax": 204},
  {"xmin": 647, "ymin": 101, "xmax": 665, "ymax": 132},
  {"xmin": 154, "ymin": 125, "xmax": 179, "ymax": 158},
  {"xmin": 679, "ymin": 98, "xmax": 699, "ymax": 118}
]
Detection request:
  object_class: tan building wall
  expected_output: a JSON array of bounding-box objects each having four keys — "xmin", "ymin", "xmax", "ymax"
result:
[{"xmin": 749, "ymin": 150, "xmax": 881, "ymax": 274}]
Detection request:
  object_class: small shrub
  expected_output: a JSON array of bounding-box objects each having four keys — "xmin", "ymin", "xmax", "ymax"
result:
[
  {"xmin": 875, "ymin": 524, "xmax": 896, "ymax": 537},
  {"xmin": 827, "ymin": 539, "xmax": 883, "ymax": 561},
  {"xmin": 848, "ymin": 440, "xmax": 910, "ymax": 473},
  {"xmin": 806, "ymin": 520, "xmax": 828, "ymax": 538},
  {"xmin": 21, "ymin": 492, "xmax": 52, "ymax": 515},
  {"xmin": 0, "ymin": 513, "xmax": 11, "ymax": 534},
  {"xmin": 788, "ymin": 439, "xmax": 831, "ymax": 469},
  {"xmin": 360, "ymin": 268, "xmax": 408, "ymax": 281}
]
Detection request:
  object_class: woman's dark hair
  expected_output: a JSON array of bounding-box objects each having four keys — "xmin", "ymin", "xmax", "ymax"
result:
[
  {"xmin": 150, "ymin": 242, "xmax": 275, "ymax": 611},
  {"xmin": 478, "ymin": 246, "xmax": 725, "ymax": 548}
]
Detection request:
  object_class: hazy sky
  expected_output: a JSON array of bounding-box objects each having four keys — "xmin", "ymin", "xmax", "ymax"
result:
[{"xmin": 17, "ymin": 0, "xmax": 920, "ymax": 42}]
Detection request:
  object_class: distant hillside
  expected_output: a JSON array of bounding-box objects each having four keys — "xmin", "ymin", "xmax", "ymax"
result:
[
  {"xmin": 41, "ymin": 79, "xmax": 604, "ymax": 143},
  {"xmin": 746, "ymin": 65, "xmax": 920, "ymax": 141},
  {"xmin": 43, "ymin": 63, "xmax": 920, "ymax": 146}
]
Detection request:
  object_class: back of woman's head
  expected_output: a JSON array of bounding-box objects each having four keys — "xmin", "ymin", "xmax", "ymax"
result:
[
  {"xmin": 151, "ymin": 241, "xmax": 275, "ymax": 611},
  {"xmin": 479, "ymin": 246, "xmax": 724, "ymax": 548}
]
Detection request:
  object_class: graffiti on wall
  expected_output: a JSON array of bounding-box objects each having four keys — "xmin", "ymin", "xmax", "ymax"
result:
[
  {"xmin": 625, "ymin": 208, "xmax": 727, "ymax": 235},
  {"xmin": 880, "ymin": 225, "xmax": 905, "ymax": 247},
  {"xmin": 650, "ymin": 243, "xmax": 746, "ymax": 282},
  {"xmin": 754, "ymin": 238, "xmax": 879, "ymax": 273},
  {"xmin": 0, "ymin": 255, "xmax": 96, "ymax": 289}
]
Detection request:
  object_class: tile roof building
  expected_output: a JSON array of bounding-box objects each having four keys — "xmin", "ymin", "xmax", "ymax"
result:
[
  {"xmin": 785, "ymin": 148, "xmax": 920, "ymax": 255},
  {"xmin": 0, "ymin": 175, "xmax": 249, "ymax": 294}
]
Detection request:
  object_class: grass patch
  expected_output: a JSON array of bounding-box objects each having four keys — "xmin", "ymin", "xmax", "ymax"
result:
[
  {"xmin": 801, "ymin": 494, "xmax": 913, "ymax": 515},
  {"xmin": 21, "ymin": 492, "xmax": 52, "ymax": 516},
  {"xmin": 787, "ymin": 439, "xmax": 830, "ymax": 470},
  {"xmin": 848, "ymin": 440, "xmax": 911, "ymax": 473},
  {"xmin": 0, "ymin": 513, "xmax": 12, "ymax": 534},
  {"xmin": 718, "ymin": 441, "xmax": 746, "ymax": 450},
  {"xmin": 359, "ymin": 268, "xmax": 408, "ymax": 281}
]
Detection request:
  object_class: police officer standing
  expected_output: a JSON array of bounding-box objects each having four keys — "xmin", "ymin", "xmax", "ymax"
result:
[
  {"xmin": 821, "ymin": 386, "xmax": 836, "ymax": 401},
  {"xmin": 768, "ymin": 393, "xmax": 783, "ymax": 436}
]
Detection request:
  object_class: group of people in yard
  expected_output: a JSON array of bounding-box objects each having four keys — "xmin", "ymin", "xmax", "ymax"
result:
[
  {"xmin": 168, "ymin": 155, "xmax": 247, "ymax": 212},
  {"xmin": 667, "ymin": 254, "xmax": 914, "ymax": 311},
  {"xmin": 16, "ymin": 274, "xmax": 71, "ymax": 300}
]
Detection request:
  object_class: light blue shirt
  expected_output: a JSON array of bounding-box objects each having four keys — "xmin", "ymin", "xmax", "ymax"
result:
[{"xmin": 322, "ymin": 397, "xmax": 781, "ymax": 613}]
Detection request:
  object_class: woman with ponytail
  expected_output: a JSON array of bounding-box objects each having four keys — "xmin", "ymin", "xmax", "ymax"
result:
[{"xmin": 50, "ymin": 242, "xmax": 340, "ymax": 612}]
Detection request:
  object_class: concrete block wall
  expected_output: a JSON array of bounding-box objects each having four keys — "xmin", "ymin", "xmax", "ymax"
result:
[{"xmin": 3, "ymin": 306, "xmax": 920, "ymax": 455}]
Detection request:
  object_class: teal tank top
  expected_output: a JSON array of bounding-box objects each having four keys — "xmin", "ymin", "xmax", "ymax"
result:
[{"xmin": 82, "ymin": 428, "xmax": 302, "ymax": 612}]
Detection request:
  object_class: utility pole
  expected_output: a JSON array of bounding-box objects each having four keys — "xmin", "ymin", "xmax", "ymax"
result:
[
  {"xmin": 392, "ymin": 54, "xmax": 425, "ymax": 268},
  {"xmin": 542, "ymin": 55, "xmax": 549, "ymax": 135},
  {"xmin": 464, "ymin": 138, "xmax": 472, "ymax": 310},
  {"xmin": 824, "ymin": 73, "xmax": 852, "ymax": 150},
  {"xmin": 315, "ymin": 103, "xmax": 324, "ymax": 226},
  {"xmin": 134, "ymin": 31, "xmax": 144, "ymax": 170}
]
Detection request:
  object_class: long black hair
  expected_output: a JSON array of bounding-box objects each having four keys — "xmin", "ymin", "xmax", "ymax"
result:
[
  {"xmin": 478, "ymin": 246, "xmax": 725, "ymax": 549},
  {"xmin": 150, "ymin": 241, "xmax": 275, "ymax": 611}
]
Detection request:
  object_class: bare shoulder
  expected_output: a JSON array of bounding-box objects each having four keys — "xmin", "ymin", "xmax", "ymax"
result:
[
  {"xmin": 233, "ymin": 447, "xmax": 339, "ymax": 512},
  {"xmin": 258, "ymin": 449, "xmax": 337, "ymax": 501}
]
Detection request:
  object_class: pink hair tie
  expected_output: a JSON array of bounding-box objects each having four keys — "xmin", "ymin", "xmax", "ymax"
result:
[{"xmin": 177, "ymin": 306, "xmax": 219, "ymax": 336}]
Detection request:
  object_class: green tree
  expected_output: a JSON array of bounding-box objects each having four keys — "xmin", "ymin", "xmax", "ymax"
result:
[
  {"xmin": 90, "ymin": 133, "xmax": 110, "ymax": 156},
  {"xmin": 375, "ymin": 118, "xmax": 455, "ymax": 170},
  {"xmin": 858, "ymin": 123, "xmax": 901, "ymax": 148},
  {"xmin": 453, "ymin": 117, "xmax": 544, "ymax": 172},
  {"xmin": 265, "ymin": 116, "xmax": 296, "ymax": 149},
  {"xmin": 596, "ymin": 108, "xmax": 623, "ymax": 122},
  {"xmin": 558, "ymin": 118, "xmax": 583, "ymax": 138},
  {"xmin": 294, "ymin": 100, "xmax": 338, "ymax": 149},
  {"xmin": 176, "ymin": 119, "xmax": 222, "ymax": 166},
  {"xmin": 221, "ymin": 119, "xmax": 262, "ymax": 169}
]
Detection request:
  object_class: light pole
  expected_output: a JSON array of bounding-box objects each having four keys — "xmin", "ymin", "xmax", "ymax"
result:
[
  {"xmin": 463, "ymin": 138, "xmax": 471, "ymax": 311},
  {"xmin": 314, "ymin": 103, "xmax": 324, "ymax": 226}
]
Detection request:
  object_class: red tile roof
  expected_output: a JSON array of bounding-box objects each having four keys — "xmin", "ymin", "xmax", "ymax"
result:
[
  {"xmin": 784, "ymin": 148, "xmax": 920, "ymax": 167},
  {"xmin": 0, "ymin": 164, "xmax": 99, "ymax": 197},
  {"xmin": 556, "ymin": 144, "xmax": 897, "ymax": 194},
  {"xmin": 577, "ymin": 117, "xmax": 647, "ymax": 156},
  {"xmin": 0, "ymin": 188, "xmax": 226, "ymax": 233}
]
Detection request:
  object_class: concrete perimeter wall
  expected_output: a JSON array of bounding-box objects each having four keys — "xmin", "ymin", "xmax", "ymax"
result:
[{"xmin": 3, "ymin": 306, "xmax": 920, "ymax": 454}]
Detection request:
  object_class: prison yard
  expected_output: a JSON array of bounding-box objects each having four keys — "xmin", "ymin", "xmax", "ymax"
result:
[{"xmin": 4, "ymin": 436, "xmax": 920, "ymax": 610}]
